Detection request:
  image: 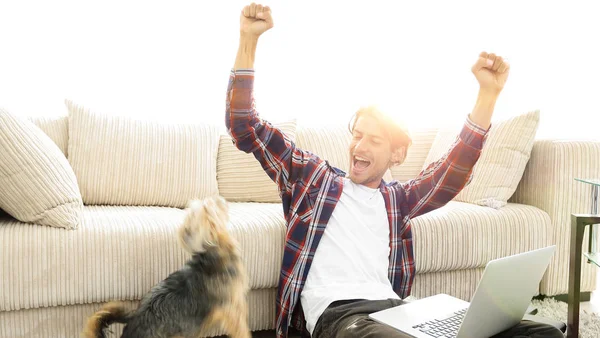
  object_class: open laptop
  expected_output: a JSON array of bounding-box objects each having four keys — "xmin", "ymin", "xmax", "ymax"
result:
[{"xmin": 369, "ymin": 246, "xmax": 556, "ymax": 338}]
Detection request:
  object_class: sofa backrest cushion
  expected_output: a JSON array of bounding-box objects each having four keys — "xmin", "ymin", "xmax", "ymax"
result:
[
  {"xmin": 390, "ymin": 128, "xmax": 438, "ymax": 182},
  {"xmin": 424, "ymin": 110, "xmax": 540, "ymax": 209},
  {"xmin": 0, "ymin": 108, "xmax": 83, "ymax": 229},
  {"xmin": 28, "ymin": 115, "xmax": 69, "ymax": 157},
  {"xmin": 66, "ymin": 100, "xmax": 220, "ymax": 208},
  {"xmin": 217, "ymin": 120, "xmax": 297, "ymax": 203}
]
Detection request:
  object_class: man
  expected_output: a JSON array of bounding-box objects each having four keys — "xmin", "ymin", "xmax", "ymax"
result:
[{"xmin": 226, "ymin": 3, "xmax": 564, "ymax": 338}]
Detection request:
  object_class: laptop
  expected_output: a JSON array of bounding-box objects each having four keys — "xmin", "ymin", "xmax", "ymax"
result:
[{"xmin": 369, "ymin": 245, "xmax": 556, "ymax": 338}]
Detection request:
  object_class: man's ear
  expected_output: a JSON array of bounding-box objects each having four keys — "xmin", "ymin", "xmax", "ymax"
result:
[{"xmin": 390, "ymin": 147, "xmax": 406, "ymax": 167}]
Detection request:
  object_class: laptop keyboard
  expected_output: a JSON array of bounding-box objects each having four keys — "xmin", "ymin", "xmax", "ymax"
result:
[{"xmin": 412, "ymin": 308, "xmax": 468, "ymax": 338}]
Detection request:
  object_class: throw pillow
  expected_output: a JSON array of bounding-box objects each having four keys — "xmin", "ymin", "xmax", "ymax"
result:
[
  {"xmin": 0, "ymin": 108, "xmax": 83, "ymax": 229},
  {"xmin": 66, "ymin": 100, "xmax": 220, "ymax": 208},
  {"xmin": 423, "ymin": 110, "xmax": 540, "ymax": 208},
  {"xmin": 217, "ymin": 120, "xmax": 297, "ymax": 203}
]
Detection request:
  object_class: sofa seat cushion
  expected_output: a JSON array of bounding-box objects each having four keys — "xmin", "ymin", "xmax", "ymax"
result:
[
  {"xmin": 0, "ymin": 203, "xmax": 285, "ymax": 311},
  {"xmin": 412, "ymin": 201, "xmax": 552, "ymax": 274}
]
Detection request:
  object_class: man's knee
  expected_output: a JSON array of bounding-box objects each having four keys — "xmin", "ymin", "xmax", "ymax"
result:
[
  {"xmin": 524, "ymin": 321, "xmax": 564, "ymax": 338},
  {"xmin": 494, "ymin": 320, "xmax": 565, "ymax": 338},
  {"xmin": 536, "ymin": 324, "xmax": 565, "ymax": 338},
  {"xmin": 336, "ymin": 319, "xmax": 363, "ymax": 338},
  {"xmin": 337, "ymin": 318, "xmax": 411, "ymax": 338}
]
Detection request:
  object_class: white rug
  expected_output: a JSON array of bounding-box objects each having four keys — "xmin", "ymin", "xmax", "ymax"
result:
[{"xmin": 532, "ymin": 298, "xmax": 600, "ymax": 338}]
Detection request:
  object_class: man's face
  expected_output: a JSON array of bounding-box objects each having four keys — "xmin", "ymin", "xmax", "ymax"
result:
[{"xmin": 348, "ymin": 115, "xmax": 393, "ymax": 188}]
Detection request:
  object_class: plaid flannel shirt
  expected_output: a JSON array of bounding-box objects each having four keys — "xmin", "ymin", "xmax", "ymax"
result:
[{"xmin": 226, "ymin": 69, "xmax": 488, "ymax": 338}]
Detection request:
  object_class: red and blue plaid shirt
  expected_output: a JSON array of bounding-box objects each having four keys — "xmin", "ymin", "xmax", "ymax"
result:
[{"xmin": 226, "ymin": 69, "xmax": 488, "ymax": 338}]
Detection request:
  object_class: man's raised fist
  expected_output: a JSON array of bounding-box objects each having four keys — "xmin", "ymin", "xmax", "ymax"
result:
[
  {"xmin": 472, "ymin": 52, "xmax": 510, "ymax": 94},
  {"xmin": 240, "ymin": 3, "xmax": 273, "ymax": 38}
]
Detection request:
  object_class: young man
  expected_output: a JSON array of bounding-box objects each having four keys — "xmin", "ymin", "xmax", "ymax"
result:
[{"xmin": 226, "ymin": 3, "xmax": 564, "ymax": 338}]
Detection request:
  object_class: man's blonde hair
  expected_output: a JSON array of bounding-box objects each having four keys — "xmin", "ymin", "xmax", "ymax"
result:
[{"xmin": 348, "ymin": 105, "xmax": 412, "ymax": 152}]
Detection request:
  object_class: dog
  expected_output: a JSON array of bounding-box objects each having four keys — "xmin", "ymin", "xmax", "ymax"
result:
[{"xmin": 83, "ymin": 196, "xmax": 250, "ymax": 338}]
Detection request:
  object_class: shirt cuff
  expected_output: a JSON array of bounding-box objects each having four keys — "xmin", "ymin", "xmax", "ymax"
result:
[
  {"xmin": 231, "ymin": 68, "xmax": 255, "ymax": 76},
  {"xmin": 229, "ymin": 68, "xmax": 255, "ymax": 92},
  {"xmin": 460, "ymin": 115, "xmax": 490, "ymax": 149},
  {"xmin": 466, "ymin": 115, "xmax": 491, "ymax": 135}
]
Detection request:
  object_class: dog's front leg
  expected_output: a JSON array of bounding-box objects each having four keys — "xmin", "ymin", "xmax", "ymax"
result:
[{"xmin": 222, "ymin": 314, "xmax": 251, "ymax": 338}]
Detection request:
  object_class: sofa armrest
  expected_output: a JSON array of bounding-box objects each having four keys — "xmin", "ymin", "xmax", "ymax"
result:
[{"xmin": 510, "ymin": 139, "xmax": 600, "ymax": 295}]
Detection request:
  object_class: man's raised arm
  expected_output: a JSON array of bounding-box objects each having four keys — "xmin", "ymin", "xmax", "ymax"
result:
[
  {"xmin": 401, "ymin": 52, "xmax": 510, "ymax": 219},
  {"xmin": 234, "ymin": 3, "xmax": 273, "ymax": 70},
  {"xmin": 226, "ymin": 3, "xmax": 304, "ymax": 200},
  {"xmin": 468, "ymin": 52, "xmax": 510, "ymax": 130}
]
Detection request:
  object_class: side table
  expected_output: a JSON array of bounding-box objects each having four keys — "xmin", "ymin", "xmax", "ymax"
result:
[{"xmin": 567, "ymin": 178, "xmax": 600, "ymax": 338}]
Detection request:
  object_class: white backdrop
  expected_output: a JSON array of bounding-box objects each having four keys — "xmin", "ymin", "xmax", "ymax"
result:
[{"xmin": 1, "ymin": 0, "xmax": 598, "ymax": 139}]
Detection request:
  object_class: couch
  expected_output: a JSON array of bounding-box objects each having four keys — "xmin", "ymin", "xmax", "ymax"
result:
[{"xmin": 0, "ymin": 107, "xmax": 598, "ymax": 338}]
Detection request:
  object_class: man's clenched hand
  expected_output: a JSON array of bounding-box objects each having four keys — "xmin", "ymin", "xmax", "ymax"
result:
[
  {"xmin": 472, "ymin": 52, "xmax": 510, "ymax": 95},
  {"xmin": 468, "ymin": 52, "xmax": 510, "ymax": 129},
  {"xmin": 240, "ymin": 3, "xmax": 273, "ymax": 38}
]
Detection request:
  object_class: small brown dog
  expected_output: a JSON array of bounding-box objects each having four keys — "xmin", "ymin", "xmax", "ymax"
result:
[{"xmin": 83, "ymin": 196, "xmax": 250, "ymax": 338}]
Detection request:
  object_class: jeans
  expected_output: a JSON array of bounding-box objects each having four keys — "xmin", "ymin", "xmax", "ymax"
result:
[{"xmin": 312, "ymin": 299, "xmax": 564, "ymax": 338}]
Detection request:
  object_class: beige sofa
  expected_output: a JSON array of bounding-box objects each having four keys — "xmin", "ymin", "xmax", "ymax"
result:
[{"xmin": 0, "ymin": 110, "xmax": 598, "ymax": 338}]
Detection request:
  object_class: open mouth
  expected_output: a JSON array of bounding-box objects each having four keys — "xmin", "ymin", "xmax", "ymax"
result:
[{"xmin": 352, "ymin": 155, "xmax": 371, "ymax": 173}]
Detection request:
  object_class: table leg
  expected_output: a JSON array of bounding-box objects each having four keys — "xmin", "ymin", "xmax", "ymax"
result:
[
  {"xmin": 568, "ymin": 216, "xmax": 586, "ymax": 338},
  {"xmin": 590, "ymin": 186, "xmax": 599, "ymax": 254}
]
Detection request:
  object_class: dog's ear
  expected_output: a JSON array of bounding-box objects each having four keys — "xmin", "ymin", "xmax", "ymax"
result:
[
  {"xmin": 202, "ymin": 196, "xmax": 236, "ymax": 251},
  {"xmin": 215, "ymin": 196, "xmax": 229, "ymax": 223},
  {"xmin": 215, "ymin": 196, "xmax": 228, "ymax": 212},
  {"xmin": 178, "ymin": 199, "xmax": 210, "ymax": 253},
  {"xmin": 202, "ymin": 196, "xmax": 229, "ymax": 229},
  {"xmin": 187, "ymin": 199, "xmax": 203, "ymax": 211}
]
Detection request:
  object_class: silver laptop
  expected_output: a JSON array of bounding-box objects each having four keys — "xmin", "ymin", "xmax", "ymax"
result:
[{"xmin": 369, "ymin": 246, "xmax": 556, "ymax": 338}]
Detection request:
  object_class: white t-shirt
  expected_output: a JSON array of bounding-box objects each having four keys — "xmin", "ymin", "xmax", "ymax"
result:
[{"xmin": 300, "ymin": 178, "xmax": 400, "ymax": 335}]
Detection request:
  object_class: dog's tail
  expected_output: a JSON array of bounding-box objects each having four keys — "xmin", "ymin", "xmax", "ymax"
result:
[{"xmin": 82, "ymin": 301, "xmax": 132, "ymax": 338}]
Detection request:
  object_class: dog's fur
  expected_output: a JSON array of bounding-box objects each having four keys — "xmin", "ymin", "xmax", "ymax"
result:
[{"xmin": 83, "ymin": 196, "xmax": 250, "ymax": 338}]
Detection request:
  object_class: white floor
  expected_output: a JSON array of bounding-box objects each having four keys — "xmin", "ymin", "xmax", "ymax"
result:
[
  {"xmin": 580, "ymin": 269, "xmax": 600, "ymax": 313},
  {"xmin": 581, "ymin": 291, "xmax": 600, "ymax": 313}
]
